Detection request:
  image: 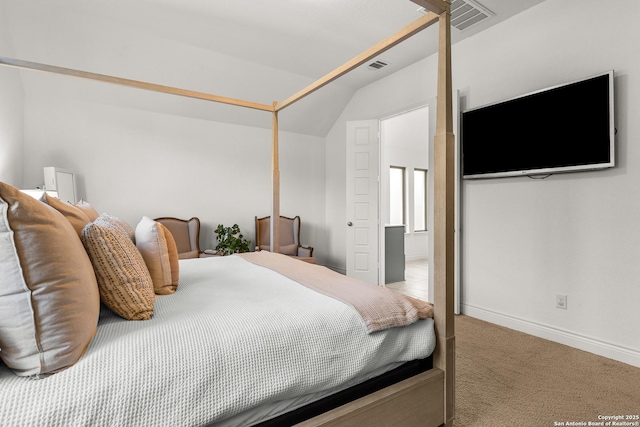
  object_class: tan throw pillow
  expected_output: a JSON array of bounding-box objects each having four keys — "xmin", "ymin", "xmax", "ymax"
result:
[
  {"xmin": 135, "ymin": 216, "xmax": 179, "ymax": 295},
  {"xmin": 75, "ymin": 200, "xmax": 100, "ymax": 221},
  {"xmin": 159, "ymin": 223, "xmax": 180, "ymax": 288},
  {"xmin": 82, "ymin": 214, "xmax": 156, "ymax": 320},
  {"xmin": 0, "ymin": 182, "xmax": 100, "ymax": 377},
  {"xmin": 40, "ymin": 192, "xmax": 91, "ymax": 236}
]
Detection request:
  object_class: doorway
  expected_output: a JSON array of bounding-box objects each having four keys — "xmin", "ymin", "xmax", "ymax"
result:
[
  {"xmin": 345, "ymin": 95, "xmax": 461, "ymax": 311},
  {"xmin": 380, "ymin": 106, "xmax": 430, "ymax": 300}
]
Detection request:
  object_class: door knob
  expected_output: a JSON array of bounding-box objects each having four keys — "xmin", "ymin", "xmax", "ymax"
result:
[{"xmin": 347, "ymin": 222, "xmax": 353, "ymax": 226}]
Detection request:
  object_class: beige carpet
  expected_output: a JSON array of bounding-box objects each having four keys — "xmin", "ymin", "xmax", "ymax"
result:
[{"xmin": 454, "ymin": 315, "xmax": 640, "ymax": 427}]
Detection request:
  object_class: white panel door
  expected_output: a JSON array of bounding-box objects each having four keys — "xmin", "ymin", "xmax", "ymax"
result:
[{"xmin": 346, "ymin": 120, "xmax": 379, "ymax": 285}]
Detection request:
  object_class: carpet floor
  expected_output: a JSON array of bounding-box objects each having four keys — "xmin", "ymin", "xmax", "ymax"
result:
[{"xmin": 454, "ymin": 315, "xmax": 640, "ymax": 427}]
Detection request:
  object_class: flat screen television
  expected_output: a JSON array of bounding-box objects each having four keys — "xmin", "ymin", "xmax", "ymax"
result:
[{"xmin": 461, "ymin": 70, "xmax": 615, "ymax": 179}]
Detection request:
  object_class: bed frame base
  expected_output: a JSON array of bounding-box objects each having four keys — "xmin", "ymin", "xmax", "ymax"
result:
[{"xmin": 296, "ymin": 368, "xmax": 444, "ymax": 427}]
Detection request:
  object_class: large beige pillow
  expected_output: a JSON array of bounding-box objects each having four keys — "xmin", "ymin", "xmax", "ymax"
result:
[
  {"xmin": 40, "ymin": 192, "xmax": 91, "ymax": 236},
  {"xmin": 75, "ymin": 200, "xmax": 100, "ymax": 221},
  {"xmin": 135, "ymin": 216, "xmax": 179, "ymax": 295},
  {"xmin": 82, "ymin": 214, "xmax": 156, "ymax": 320},
  {"xmin": 0, "ymin": 182, "xmax": 100, "ymax": 377}
]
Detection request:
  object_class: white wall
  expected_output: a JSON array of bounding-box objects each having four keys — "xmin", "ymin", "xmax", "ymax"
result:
[
  {"xmin": 381, "ymin": 107, "xmax": 429, "ymax": 261},
  {"xmin": 9, "ymin": 0, "xmax": 330, "ymax": 263},
  {"xmin": 325, "ymin": 0, "xmax": 640, "ymax": 367},
  {"xmin": 456, "ymin": 0, "xmax": 640, "ymax": 367},
  {"xmin": 0, "ymin": 0, "xmax": 24, "ymax": 186},
  {"xmin": 22, "ymin": 95, "xmax": 327, "ymax": 262}
]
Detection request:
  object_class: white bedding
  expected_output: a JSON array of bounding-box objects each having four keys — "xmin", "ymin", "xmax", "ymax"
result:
[{"xmin": 0, "ymin": 255, "xmax": 435, "ymax": 427}]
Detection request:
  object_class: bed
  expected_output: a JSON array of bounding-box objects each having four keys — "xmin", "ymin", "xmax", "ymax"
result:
[
  {"xmin": 0, "ymin": 1, "xmax": 456, "ymax": 426},
  {"xmin": 0, "ymin": 252, "xmax": 435, "ymax": 426}
]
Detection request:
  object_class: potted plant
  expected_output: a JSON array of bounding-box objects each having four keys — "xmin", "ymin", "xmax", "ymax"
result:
[{"xmin": 214, "ymin": 224, "xmax": 251, "ymax": 255}]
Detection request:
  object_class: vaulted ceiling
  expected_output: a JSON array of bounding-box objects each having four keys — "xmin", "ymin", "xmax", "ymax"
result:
[{"xmin": 2, "ymin": 0, "xmax": 546, "ymax": 136}]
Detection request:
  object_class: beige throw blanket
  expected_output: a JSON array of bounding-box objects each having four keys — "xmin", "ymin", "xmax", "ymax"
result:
[{"xmin": 238, "ymin": 251, "xmax": 434, "ymax": 333}]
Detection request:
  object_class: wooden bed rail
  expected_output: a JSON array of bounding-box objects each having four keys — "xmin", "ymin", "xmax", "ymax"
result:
[
  {"xmin": 0, "ymin": 56, "xmax": 274, "ymax": 112},
  {"xmin": 274, "ymin": 11, "xmax": 440, "ymax": 112}
]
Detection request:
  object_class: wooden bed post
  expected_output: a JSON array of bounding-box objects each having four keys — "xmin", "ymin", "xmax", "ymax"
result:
[
  {"xmin": 432, "ymin": 1, "xmax": 456, "ymax": 426},
  {"xmin": 271, "ymin": 103, "xmax": 281, "ymax": 253}
]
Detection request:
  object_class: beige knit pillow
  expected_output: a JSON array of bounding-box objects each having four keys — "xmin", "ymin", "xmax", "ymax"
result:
[
  {"xmin": 135, "ymin": 216, "xmax": 179, "ymax": 295},
  {"xmin": 82, "ymin": 214, "xmax": 156, "ymax": 320},
  {"xmin": 0, "ymin": 182, "xmax": 100, "ymax": 377},
  {"xmin": 102, "ymin": 213, "xmax": 135, "ymax": 242}
]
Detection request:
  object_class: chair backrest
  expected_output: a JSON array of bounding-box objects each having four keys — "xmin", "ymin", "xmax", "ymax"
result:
[
  {"xmin": 154, "ymin": 217, "xmax": 201, "ymax": 259},
  {"xmin": 255, "ymin": 215, "xmax": 300, "ymax": 255}
]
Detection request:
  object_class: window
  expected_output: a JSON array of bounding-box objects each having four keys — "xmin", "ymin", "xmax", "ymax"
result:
[
  {"xmin": 414, "ymin": 169, "xmax": 427, "ymax": 231},
  {"xmin": 389, "ymin": 166, "xmax": 405, "ymax": 226}
]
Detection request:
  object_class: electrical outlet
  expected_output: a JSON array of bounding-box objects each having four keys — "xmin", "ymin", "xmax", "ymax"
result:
[{"xmin": 556, "ymin": 294, "xmax": 567, "ymax": 310}]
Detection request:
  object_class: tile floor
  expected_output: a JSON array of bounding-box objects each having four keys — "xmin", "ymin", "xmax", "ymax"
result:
[{"xmin": 385, "ymin": 258, "xmax": 429, "ymax": 301}]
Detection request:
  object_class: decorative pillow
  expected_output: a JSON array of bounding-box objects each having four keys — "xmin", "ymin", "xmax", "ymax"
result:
[
  {"xmin": 135, "ymin": 216, "xmax": 179, "ymax": 295},
  {"xmin": 102, "ymin": 213, "xmax": 135, "ymax": 242},
  {"xmin": 0, "ymin": 182, "xmax": 100, "ymax": 377},
  {"xmin": 75, "ymin": 200, "xmax": 100, "ymax": 221},
  {"xmin": 40, "ymin": 192, "xmax": 91, "ymax": 236},
  {"xmin": 159, "ymin": 223, "xmax": 180, "ymax": 287},
  {"xmin": 82, "ymin": 214, "xmax": 156, "ymax": 320}
]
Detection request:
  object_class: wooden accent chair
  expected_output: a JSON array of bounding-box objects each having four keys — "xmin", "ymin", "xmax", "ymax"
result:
[
  {"xmin": 255, "ymin": 215, "xmax": 315, "ymax": 263},
  {"xmin": 154, "ymin": 217, "xmax": 202, "ymax": 259}
]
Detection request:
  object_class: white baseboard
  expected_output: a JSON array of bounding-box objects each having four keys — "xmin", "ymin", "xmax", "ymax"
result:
[{"xmin": 462, "ymin": 303, "xmax": 640, "ymax": 369}]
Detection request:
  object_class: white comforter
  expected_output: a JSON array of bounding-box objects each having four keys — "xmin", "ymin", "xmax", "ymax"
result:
[{"xmin": 0, "ymin": 255, "xmax": 435, "ymax": 427}]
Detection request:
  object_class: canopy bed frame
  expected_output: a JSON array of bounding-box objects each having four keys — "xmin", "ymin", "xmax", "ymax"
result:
[{"xmin": 0, "ymin": 0, "xmax": 456, "ymax": 425}]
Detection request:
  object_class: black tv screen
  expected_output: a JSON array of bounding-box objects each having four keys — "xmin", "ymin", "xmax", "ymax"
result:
[{"xmin": 461, "ymin": 71, "xmax": 615, "ymax": 179}]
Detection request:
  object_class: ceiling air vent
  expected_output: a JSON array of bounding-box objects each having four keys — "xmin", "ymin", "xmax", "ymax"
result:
[
  {"xmin": 418, "ymin": 0, "xmax": 494, "ymax": 31},
  {"xmin": 367, "ymin": 60, "xmax": 388, "ymax": 71},
  {"xmin": 450, "ymin": 0, "xmax": 494, "ymax": 31}
]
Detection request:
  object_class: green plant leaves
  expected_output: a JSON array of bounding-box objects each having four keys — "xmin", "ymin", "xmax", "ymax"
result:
[{"xmin": 214, "ymin": 223, "xmax": 251, "ymax": 255}]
